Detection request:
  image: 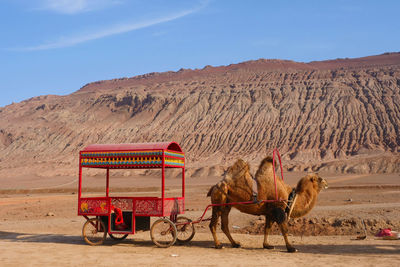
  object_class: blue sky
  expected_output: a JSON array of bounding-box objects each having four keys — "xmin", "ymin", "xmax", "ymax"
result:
[{"xmin": 1, "ymin": 0, "xmax": 399, "ymax": 107}]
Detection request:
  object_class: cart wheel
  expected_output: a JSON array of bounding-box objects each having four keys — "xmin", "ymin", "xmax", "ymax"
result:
[
  {"xmin": 109, "ymin": 233, "xmax": 129, "ymax": 241},
  {"xmin": 150, "ymin": 218, "xmax": 177, "ymax": 248},
  {"xmin": 82, "ymin": 218, "xmax": 107, "ymax": 246},
  {"xmin": 176, "ymin": 216, "xmax": 195, "ymax": 243}
]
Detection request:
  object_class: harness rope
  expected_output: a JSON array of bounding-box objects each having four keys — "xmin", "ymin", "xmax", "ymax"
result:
[{"xmin": 285, "ymin": 188, "xmax": 298, "ymax": 218}]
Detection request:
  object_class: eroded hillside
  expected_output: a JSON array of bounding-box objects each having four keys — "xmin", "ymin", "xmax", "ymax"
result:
[{"xmin": 1, "ymin": 53, "xmax": 400, "ymax": 178}]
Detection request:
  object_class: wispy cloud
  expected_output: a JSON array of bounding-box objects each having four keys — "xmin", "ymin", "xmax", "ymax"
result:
[
  {"xmin": 36, "ymin": 0, "xmax": 121, "ymax": 15},
  {"xmin": 15, "ymin": 1, "xmax": 208, "ymax": 51}
]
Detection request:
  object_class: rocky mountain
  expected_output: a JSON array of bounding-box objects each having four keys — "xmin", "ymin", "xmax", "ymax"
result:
[{"xmin": 1, "ymin": 52, "xmax": 400, "ymax": 178}]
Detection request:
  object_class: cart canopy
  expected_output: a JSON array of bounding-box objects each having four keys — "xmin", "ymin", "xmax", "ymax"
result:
[
  {"xmin": 79, "ymin": 142, "xmax": 184, "ymax": 169},
  {"xmin": 82, "ymin": 142, "xmax": 182, "ymax": 153}
]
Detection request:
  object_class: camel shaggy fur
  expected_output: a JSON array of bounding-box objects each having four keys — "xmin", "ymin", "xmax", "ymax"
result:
[{"xmin": 207, "ymin": 157, "xmax": 328, "ymax": 252}]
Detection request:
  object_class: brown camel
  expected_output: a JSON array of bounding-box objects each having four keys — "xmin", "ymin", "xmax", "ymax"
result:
[{"xmin": 207, "ymin": 157, "xmax": 328, "ymax": 252}]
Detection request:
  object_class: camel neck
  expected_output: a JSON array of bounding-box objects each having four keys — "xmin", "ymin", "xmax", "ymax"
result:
[{"xmin": 290, "ymin": 189, "xmax": 317, "ymax": 218}]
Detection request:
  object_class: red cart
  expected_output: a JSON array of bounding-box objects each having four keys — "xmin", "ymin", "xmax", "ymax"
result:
[{"xmin": 78, "ymin": 142, "xmax": 195, "ymax": 247}]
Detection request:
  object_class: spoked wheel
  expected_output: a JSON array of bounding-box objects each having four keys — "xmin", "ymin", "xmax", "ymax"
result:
[
  {"xmin": 150, "ymin": 218, "xmax": 177, "ymax": 248},
  {"xmin": 175, "ymin": 216, "xmax": 195, "ymax": 243},
  {"xmin": 82, "ymin": 218, "xmax": 107, "ymax": 246},
  {"xmin": 109, "ymin": 233, "xmax": 129, "ymax": 241}
]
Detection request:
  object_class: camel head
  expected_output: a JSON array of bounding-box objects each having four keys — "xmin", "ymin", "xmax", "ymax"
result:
[{"xmin": 296, "ymin": 173, "xmax": 328, "ymax": 193}]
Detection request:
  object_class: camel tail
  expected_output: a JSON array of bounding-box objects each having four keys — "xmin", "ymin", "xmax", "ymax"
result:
[{"xmin": 207, "ymin": 185, "xmax": 215, "ymax": 197}]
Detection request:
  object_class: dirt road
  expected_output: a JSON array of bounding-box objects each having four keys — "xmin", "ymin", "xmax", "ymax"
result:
[
  {"xmin": 1, "ymin": 173, "xmax": 400, "ymax": 266},
  {"xmin": 1, "ymin": 218, "xmax": 399, "ymax": 267}
]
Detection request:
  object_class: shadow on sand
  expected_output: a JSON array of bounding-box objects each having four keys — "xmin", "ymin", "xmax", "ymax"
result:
[
  {"xmin": 234, "ymin": 241, "xmax": 400, "ymax": 255},
  {"xmin": 1, "ymin": 230, "xmax": 399, "ymax": 255},
  {"xmin": 0, "ymin": 231, "xmax": 83, "ymax": 245},
  {"xmin": 0, "ymin": 230, "xmax": 216, "ymax": 248}
]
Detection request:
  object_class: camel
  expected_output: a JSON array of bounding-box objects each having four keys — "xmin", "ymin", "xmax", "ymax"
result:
[{"xmin": 207, "ymin": 157, "xmax": 328, "ymax": 252}]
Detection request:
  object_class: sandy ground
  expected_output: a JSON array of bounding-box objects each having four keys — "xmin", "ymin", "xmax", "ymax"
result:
[{"xmin": 1, "ymin": 172, "xmax": 400, "ymax": 266}]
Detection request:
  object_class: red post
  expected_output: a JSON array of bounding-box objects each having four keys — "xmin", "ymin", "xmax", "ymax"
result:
[
  {"xmin": 161, "ymin": 150, "xmax": 165, "ymax": 216},
  {"xmin": 78, "ymin": 153, "xmax": 82, "ymax": 198},
  {"xmin": 182, "ymin": 155, "xmax": 185, "ymax": 199},
  {"xmin": 106, "ymin": 168, "xmax": 110, "ymax": 197},
  {"xmin": 272, "ymin": 148, "xmax": 284, "ymax": 201},
  {"xmin": 275, "ymin": 148, "xmax": 284, "ymax": 181},
  {"xmin": 272, "ymin": 150, "xmax": 278, "ymax": 201},
  {"xmin": 78, "ymin": 153, "xmax": 82, "ymax": 216}
]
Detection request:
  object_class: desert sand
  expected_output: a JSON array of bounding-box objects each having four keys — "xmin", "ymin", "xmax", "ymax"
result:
[{"xmin": 1, "ymin": 172, "xmax": 399, "ymax": 266}]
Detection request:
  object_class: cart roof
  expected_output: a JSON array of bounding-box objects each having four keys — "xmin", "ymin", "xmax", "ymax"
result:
[{"xmin": 81, "ymin": 142, "xmax": 183, "ymax": 153}]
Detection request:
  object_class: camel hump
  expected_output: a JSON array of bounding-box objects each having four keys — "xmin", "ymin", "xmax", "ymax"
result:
[
  {"xmin": 257, "ymin": 156, "xmax": 273, "ymax": 169},
  {"xmin": 228, "ymin": 158, "xmax": 250, "ymax": 174},
  {"xmin": 264, "ymin": 156, "xmax": 273, "ymax": 162}
]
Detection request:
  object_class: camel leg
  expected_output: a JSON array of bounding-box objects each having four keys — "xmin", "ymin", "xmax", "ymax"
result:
[
  {"xmin": 221, "ymin": 206, "xmax": 241, "ymax": 248},
  {"xmin": 263, "ymin": 217, "xmax": 275, "ymax": 249},
  {"xmin": 278, "ymin": 222, "xmax": 297, "ymax": 253},
  {"xmin": 209, "ymin": 207, "xmax": 223, "ymax": 249}
]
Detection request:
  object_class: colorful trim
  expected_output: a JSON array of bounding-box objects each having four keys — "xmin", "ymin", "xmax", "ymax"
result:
[
  {"xmin": 165, "ymin": 151, "xmax": 185, "ymax": 158},
  {"xmin": 80, "ymin": 149, "xmax": 184, "ymax": 168},
  {"xmin": 81, "ymin": 150, "xmax": 163, "ymax": 158}
]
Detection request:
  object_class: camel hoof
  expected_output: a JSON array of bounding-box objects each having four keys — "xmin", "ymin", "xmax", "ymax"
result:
[
  {"xmin": 232, "ymin": 242, "xmax": 241, "ymax": 248},
  {"xmin": 215, "ymin": 244, "xmax": 224, "ymax": 249},
  {"xmin": 263, "ymin": 244, "xmax": 275, "ymax": 250},
  {"xmin": 287, "ymin": 247, "xmax": 298, "ymax": 253}
]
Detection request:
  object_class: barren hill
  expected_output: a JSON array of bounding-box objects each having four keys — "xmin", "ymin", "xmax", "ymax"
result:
[{"xmin": 1, "ymin": 53, "xmax": 400, "ymax": 178}]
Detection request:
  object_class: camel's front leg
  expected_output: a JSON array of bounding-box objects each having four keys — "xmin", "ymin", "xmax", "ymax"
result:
[
  {"xmin": 221, "ymin": 207, "xmax": 241, "ymax": 248},
  {"xmin": 278, "ymin": 222, "xmax": 297, "ymax": 253},
  {"xmin": 263, "ymin": 217, "xmax": 274, "ymax": 249},
  {"xmin": 209, "ymin": 207, "xmax": 223, "ymax": 249}
]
